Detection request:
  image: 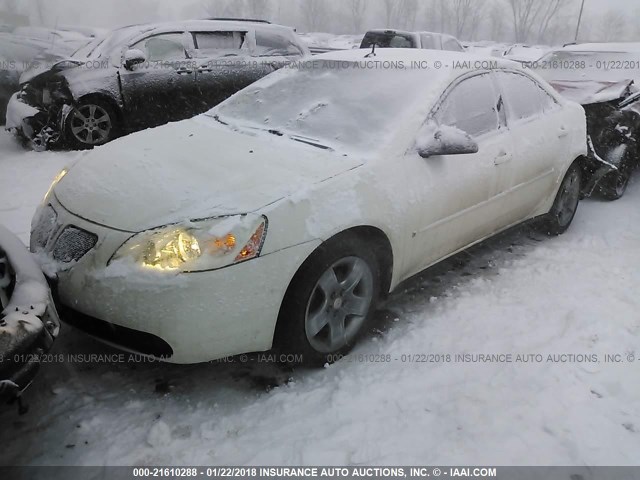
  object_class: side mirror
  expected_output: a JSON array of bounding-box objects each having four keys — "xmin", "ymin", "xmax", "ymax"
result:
[
  {"xmin": 416, "ymin": 124, "xmax": 479, "ymax": 159},
  {"xmin": 124, "ymin": 49, "xmax": 147, "ymax": 70}
]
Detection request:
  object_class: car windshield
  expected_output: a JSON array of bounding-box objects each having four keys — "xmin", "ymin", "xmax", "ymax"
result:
[
  {"xmin": 72, "ymin": 25, "xmax": 144, "ymax": 59},
  {"xmin": 213, "ymin": 59, "xmax": 441, "ymax": 152}
]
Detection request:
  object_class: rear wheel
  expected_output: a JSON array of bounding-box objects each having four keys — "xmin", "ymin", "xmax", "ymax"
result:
[
  {"xmin": 538, "ymin": 163, "xmax": 581, "ymax": 236},
  {"xmin": 65, "ymin": 100, "xmax": 117, "ymax": 149},
  {"xmin": 276, "ymin": 233, "xmax": 381, "ymax": 366}
]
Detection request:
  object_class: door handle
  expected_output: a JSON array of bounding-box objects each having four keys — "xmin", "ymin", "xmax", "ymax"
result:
[
  {"xmin": 197, "ymin": 67, "xmax": 213, "ymax": 73},
  {"xmin": 494, "ymin": 150, "xmax": 512, "ymax": 166},
  {"xmin": 176, "ymin": 68, "xmax": 194, "ymax": 75}
]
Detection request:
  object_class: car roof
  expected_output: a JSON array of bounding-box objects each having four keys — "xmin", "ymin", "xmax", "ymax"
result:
[
  {"xmin": 561, "ymin": 42, "xmax": 640, "ymax": 53},
  {"xmin": 315, "ymin": 48, "xmax": 515, "ymax": 72},
  {"xmin": 143, "ymin": 19, "xmax": 295, "ymax": 33}
]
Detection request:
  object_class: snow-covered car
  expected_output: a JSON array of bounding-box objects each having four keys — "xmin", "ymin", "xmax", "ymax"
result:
[
  {"xmin": 502, "ymin": 44, "xmax": 549, "ymax": 64},
  {"xmin": 360, "ymin": 29, "xmax": 464, "ymax": 52},
  {"xmin": 32, "ymin": 49, "xmax": 586, "ymax": 365},
  {"xmin": 0, "ymin": 224, "xmax": 60, "ymax": 410},
  {"xmin": 533, "ymin": 43, "xmax": 640, "ymax": 200},
  {"xmin": 5, "ymin": 19, "xmax": 309, "ymax": 150},
  {"xmin": 0, "ymin": 32, "xmax": 78, "ymax": 125},
  {"xmin": 11, "ymin": 26, "xmax": 91, "ymax": 51}
]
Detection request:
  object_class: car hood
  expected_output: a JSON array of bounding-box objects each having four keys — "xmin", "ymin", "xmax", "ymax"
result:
[
  {"xmin": 19, "ymin": 56, "xmax": 83, "ymax": 84},
  {"xmin": 548, "ymin": 79, "xmax": 635, "ymax": 105},
  {"xmin": 54, "ymin": 117, "xmax": 364, "ymax": 232}
]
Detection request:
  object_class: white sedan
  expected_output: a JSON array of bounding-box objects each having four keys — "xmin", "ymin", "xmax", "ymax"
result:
[{"xmin": 32, "ymin": 50, "xmax": 587, "ymax": 365}]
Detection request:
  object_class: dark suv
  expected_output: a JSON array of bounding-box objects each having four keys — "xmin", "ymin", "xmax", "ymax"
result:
[{"xmin": 6, "ymin": 20, "xmax": 309, "ymax": 149}]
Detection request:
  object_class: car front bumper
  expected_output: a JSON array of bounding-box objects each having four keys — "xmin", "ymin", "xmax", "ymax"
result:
[
  {"xmin": 0, "ymin": 225, "xmax": 60, "ymax": 403},
  {"xmin": 5, "ymin": 92, "xmax": 41, "ymax": 134},
  {"xmin": 35, "ymin": 198, "xmax": 320, "ymax": 364}
]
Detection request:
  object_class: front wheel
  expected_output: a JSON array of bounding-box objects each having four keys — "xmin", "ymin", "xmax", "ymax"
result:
[
  {"xmin": 276, "ymin": 233, "xmax": 381, "ymax": 366},
  {"xmin": 599, "ymin": 162, "xmax": 632, "ymax": 201},
  {"xmin": 538, "ymin": 163, "xmax": 582, "ymax": 236},
  {"xmin": 65, "ymin": 100, "xmax": 117, "ymax": 149}
]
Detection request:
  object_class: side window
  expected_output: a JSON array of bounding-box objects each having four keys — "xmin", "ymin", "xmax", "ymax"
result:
[
  {"xmin": 444, "ymin": 39, "xmax": 464, "ymax": 52},
  {"xmin": 254, "ymin": 30, "xmax": 303, "ymax": 57},
  {"xmin": 498, "ymin": 71, "xmax": 558, "ymax": 122},
  {"xmin": 132, "ymin": 33, "xmax": 186, "ymax": 62},
  {"xmin": 435, "ymin": 74, "xmax": 500, "ymax": 138},
  {"xmin": 193, "ymin": 31, "xmax": 247, "ymax": 56},
  {"xmin": 420, "ymin": 34, "xmax": 438, "ymax": 49}
]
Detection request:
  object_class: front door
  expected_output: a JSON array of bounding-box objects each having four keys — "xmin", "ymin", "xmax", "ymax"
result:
[
  {"xmin": 402, "ymin": 72, "xmax": 516, "ymax": 277},
  {"xmin": 120, "ymin": 32, "xmax": 199, "ymax": 130}
]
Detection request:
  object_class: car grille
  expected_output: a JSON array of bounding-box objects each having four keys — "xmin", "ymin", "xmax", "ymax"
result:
[
  {"xmin": 31, "ymin": 205, "xmax": 58, "ymax": 251},
  {"xmin": 52, "ymin": 226, "xmax": 98, "ymax": 263}
]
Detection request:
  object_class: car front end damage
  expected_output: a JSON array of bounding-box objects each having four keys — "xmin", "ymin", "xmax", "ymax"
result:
[
  {"xmin": 581, "ymin": 99, "xmax": 640, "ymax": 199},
  {"xmin": 5, "ymin": 63, "xmax": 79, "ymax": 150},
  {"xmin": 0, "ymin": 225, "xmax": 60, "ymax": 410},
  {"xmin": 549, "ymin": 80, "xmax": 640, "ymax": 199}
]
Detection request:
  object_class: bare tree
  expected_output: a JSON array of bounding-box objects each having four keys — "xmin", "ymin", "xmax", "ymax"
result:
[
  {"xmin": 300, "ymin": 0, "xmax": 328, "ymax": 32},
  {"xmin": 396, "ymin": 0, "xmax": 419, "ymax": 30},
  {"xmin": 202, "ymin": 0, "xmax": 245, "ymax": 18},
  {"xmin": 597, "ymin": 10, "xmax": 627, "ymax": 42},
  {"xmin": 244, "ymin": 0, "xmax": 271, "ymax": 20},
  {"xmin": 383, "ymin": 0, "xmax": 400, "ymax": 27},
  {"xmin": 348, "ymin": 0, "xmax": 366, "ymax": 32},
  {"xmin": 508, "ymin": 0, "xmax": 575, "ymax": 43},
  {"xmin": 488, "ymin": 2, "xmax": 507, "ymax": 41}
]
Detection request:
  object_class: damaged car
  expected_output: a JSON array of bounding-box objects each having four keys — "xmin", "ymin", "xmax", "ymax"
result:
[
  {"xmin": 0, "ymin": 31, "xmax": 81, "ymax": 125},
  {"xmin": 32, "ymin": 50, "xmax": 586, "ymax": 365},
  {"xmin": 0, "ymin": 225, "xmax": 60, "ymax": 412},
  {"xmin": 5, "ymin": 19, "xmax": 309, "ymax": 150},
  {"xmin": 532, "ymin": 43, "xmax": 640, "ymax": 200}
]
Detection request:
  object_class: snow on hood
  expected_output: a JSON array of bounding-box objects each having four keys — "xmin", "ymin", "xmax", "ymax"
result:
[
  {"xmin": 548, "ymin": 79, "xmax": 635, "ymax": 105},
  {"xmin": 19, "ymin": 56, "xmax": 83, "ymax": 84},
  {"xmin": 54, "ymin": 117, "xmax": 364, "ymax": 232}
]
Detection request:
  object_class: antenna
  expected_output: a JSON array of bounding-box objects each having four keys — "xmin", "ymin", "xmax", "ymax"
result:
[{"xmin": 365, "ymin": 43, "xmax": 376, "ymax": 58}]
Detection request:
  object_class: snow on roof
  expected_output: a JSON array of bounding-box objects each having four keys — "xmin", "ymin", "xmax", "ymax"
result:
[
  {"xmin": 562, "ymin": 42, "xmax": 640, "ymax": 53},
  {"xmin": 314, "ymin": 47, "xmax": 517, "ymax": 73}
]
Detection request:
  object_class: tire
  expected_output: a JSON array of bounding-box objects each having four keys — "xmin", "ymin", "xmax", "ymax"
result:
[
  {"xmin": 276, "ymin": 233, "xmax": 381, "ymax": 366},
  {"xmin": 538, "ymin": 163, "xmax": 582, "ymax": 236},
  {"xmin": 65, "ymin": 99, "xmax": 118, "ymax": 149},
  {"xmin": 599, "ymin": 161, "xmax": 632, "ymax": 201}
]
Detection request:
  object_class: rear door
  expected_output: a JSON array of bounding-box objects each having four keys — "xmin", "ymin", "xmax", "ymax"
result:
[
  {"xmin": 191, "ymin": 29, "xmax": 258, "ymax": 110},
  {"xmin": 120, "ymin": 31, "xmax": 199, "ymax": 129},
  {"xmin": 493, "ymin": 70, "xmax": 565, "ymax": 221}
]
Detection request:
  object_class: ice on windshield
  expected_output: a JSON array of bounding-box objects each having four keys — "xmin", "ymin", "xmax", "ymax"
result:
[{"xmin": 214, "ymin": 59, "xmax": 443, "ymax": 152}]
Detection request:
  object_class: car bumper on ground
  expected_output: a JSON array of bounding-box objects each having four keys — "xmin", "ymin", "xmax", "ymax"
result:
[
  {"xmin": 36, "ymin": 198, "xmax": 320, "ymax": 364},
  {"xmin": 0, "ymin": 225, "xmax": 60, "ymax": 404},
  {"xmin": 5, "ymin": 92, "xmax": 41, "ymax": 134}
]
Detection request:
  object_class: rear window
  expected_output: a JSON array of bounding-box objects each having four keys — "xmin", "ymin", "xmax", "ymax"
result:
[
  {"xmin": 361, "ymin": 32, "xmax": 417, "ymax": 49},
  {"xmin": 254, "ymin": 30, "xmax": 303, "ymax": 57}
]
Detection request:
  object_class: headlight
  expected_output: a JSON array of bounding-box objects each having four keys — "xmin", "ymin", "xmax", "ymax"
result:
[
  {"xmin": 43, "ymin": 168, "xmax": 68, "ymax": 203},
  {"xmin": 111, "ymin": 215, "xmax": 268, "ymax": 272}
]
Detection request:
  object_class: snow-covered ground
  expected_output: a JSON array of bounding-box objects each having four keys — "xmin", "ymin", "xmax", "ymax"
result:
[{"xmin": 0, "ymin": 128, "xmax": 639, "ymax": 466}]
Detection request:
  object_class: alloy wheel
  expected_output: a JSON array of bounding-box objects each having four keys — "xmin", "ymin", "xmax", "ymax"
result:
[
  {"xmin": 70, "ymin": 104, "xmax": 112, "ymax": 145},
  {"xmin": 305, "ymin": 256, "xmax": 374, "ymax": 353}
]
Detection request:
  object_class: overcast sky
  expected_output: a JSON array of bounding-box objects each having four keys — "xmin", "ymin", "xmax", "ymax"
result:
[{"xmin": 3, "ymin": 0, "xmax": 639, "ymax": 43}]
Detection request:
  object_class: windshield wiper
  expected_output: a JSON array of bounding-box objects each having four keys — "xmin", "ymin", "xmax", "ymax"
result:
[
  {"xmin": 290, "ymin": 135, "xmax": 333, "ymax": 151},
  {"xmin": 210, "ymin": 116, "xmax": 332, "ymax": 150}
]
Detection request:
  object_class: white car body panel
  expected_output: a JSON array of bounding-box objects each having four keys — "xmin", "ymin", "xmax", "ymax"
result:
[{"xmin": 34, "ymin": 49, "xmax": 587, "ymax": 363}]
